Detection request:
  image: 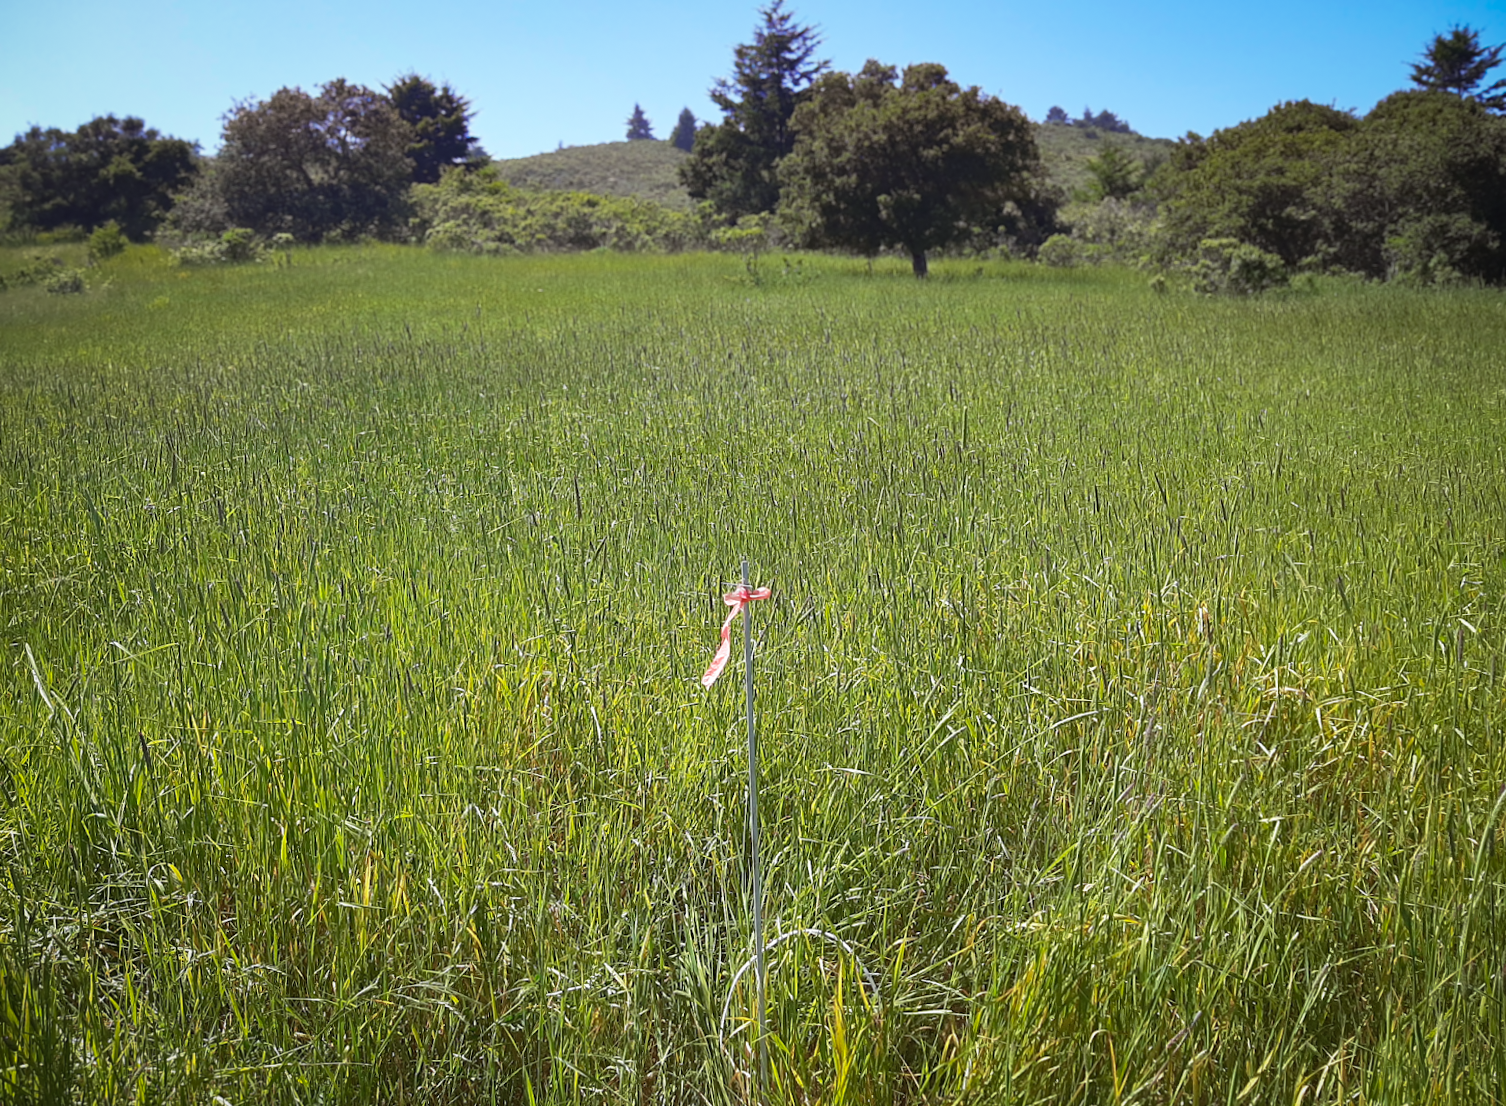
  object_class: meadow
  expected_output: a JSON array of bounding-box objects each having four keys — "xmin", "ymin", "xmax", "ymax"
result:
[{"xmin": 2, "ymin": 245, "xmax": 1504, "ymax": 1104}]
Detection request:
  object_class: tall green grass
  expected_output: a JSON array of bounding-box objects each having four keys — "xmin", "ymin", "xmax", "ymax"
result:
[{"xmin": 2, "ymin": 246, "xmax": 1504, "ymax": 1103}]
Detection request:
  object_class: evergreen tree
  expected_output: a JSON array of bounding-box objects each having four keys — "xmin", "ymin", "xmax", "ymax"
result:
[
  {"xmin": 626, "ymin": 104, "xmax": 655, "ymax": 140},
  {"xmin": 1074, "ymin": 106, "xmax": 1132, "ymax": 133},
  {"xmin": 387, "ymin": 74, "xmax": 481, "ymax": 183},
  {"xmin": 1083, "ymin": 144, "xmax": 1142, "ymax": 200},
  {"xmin": 668, "ymin": 108, "xmax": 697, "ymax": 151},
  {"xmin": 679, "ymin": 0, "xmax": 827, "ymax": 218},
  {"xmin": 1410, "ymin": 26, "xmax": 1506, "ymax": 111},
  {"xmin": 1045, "ymin": 105, "xmax": 1070, "ymax": 124}
]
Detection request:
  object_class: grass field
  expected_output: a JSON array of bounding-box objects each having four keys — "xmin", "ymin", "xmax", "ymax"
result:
[{"xmin": 2, "ymin": 245, "xmax": 1505, "ymax": 1104}]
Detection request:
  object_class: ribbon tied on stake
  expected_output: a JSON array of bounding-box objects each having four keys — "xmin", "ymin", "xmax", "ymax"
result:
[{"xmin": 702, "ymin": 583, "xmax": 771, "ymax": 688}]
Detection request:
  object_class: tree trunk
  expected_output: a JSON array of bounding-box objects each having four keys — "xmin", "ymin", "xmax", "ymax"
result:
[{"xmin": 910, "ymin": 248, "xmax": 929, "ymax": 278}]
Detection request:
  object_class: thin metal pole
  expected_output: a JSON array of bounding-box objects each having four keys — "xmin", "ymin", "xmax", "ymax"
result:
[{"xmin": 743, "ymin": 557, "xmax": 768, "ymax": 1098}]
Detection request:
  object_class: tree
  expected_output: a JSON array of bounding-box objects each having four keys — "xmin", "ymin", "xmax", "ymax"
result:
[
  {"xmin": 1082, "ymin": 144, "xmax": 1142, "ymax": 201},
  {"xmin": 1410, "ymin": 26, "xmax": 1506, "ymax": 111},
  {"xmin": 180, "ymin": 80, "xmax": 412, "ymax": 241},
  {"xmin": 1154, "ymin": 92, "xmax": 1506, "ymax": 283},
  {"xmin": 626, "ymin": 104, "xmax": 655, "ymax": 140},
  {"xmin": 1075, "ymin": 106, "xmax": 1132, "ymax": 133},
  {"xmin": 668, "ymin": 108, "xmax": 698, "ymax": 152},
  {"xmin": 0, "ymin": 116, "xmax": 196, "ymax": 239},
  {"xmin": 1045, "ymin": 105, "xmax": 1070, "ymax": 125},
  {"xmin": 1331, "ymin": 91, "xmax": 1506, "ymax": 281},
  {"xmin": 386, "ymin": 74, "xmax": 481, "ymax": 183},
  {"xmin": 1155, "ymin": 100, "xmax": 1357, "ymax": 267},
  {"xmin": 679, "ymin": 0, "xmax": 827, "ymax": 218},
  {"xmin": 779, "ymin": 61, "xmax": 1041, "ymax": 277}
]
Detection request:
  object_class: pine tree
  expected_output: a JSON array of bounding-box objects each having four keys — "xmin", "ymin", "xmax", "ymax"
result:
[
  {"xmin": 679, "ymin": 1, "xmax": 827, "ymax": 218},
  {"xmin": 387, "ymin": 74, "xmax": 481, "ymax": 183},
  {"xmin": 668, "ymin": 108, "xmax": 697, "ymax": 152},
  {"xmin": 1410, "ymin": 26, "xmax": 1506, "ymax": 111},
  {"xmin": 626, "ymin": 104, "xmax": 655, "ymax": 140}
]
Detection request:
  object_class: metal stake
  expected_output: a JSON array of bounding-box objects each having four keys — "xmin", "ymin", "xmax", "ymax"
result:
[{"xmin": 743, "ymin": 556, "xmax": 768, "ymax": 1098}]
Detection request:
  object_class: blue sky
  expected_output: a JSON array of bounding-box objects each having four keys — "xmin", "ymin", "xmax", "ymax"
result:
[{"xmin": 2, "ymin": 0, "xmax": 1503, "ymax": 157}]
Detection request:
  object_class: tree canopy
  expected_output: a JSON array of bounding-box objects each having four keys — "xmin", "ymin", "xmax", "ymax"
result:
[
  {"xmin": 181, "ymin": 80, "xmax": 413, "ymax": 241},
  {"xmin": 679, "ymin": 0, "xmax": 827, "ymax": 219},
  {"xmin": 1410, "ymin": 25, "xmax": 1505, "ymax": 111},
  {"xmin": 1155, "ymin": 92, "xmax": 1506, "ymax": 283},
  {"xmin": 1333, "ymin": 90, "xmax": 1506, "ymax": 280},
  {"xmin": 1155, "ymin": 100, "xmax": 1358, "ymax": 267},
  {"xmin": 779, "ymin": 61, "xmax": 1040, "ymax": 276},
  {"xmin": 387, "ymin": 74, "xmax": 481, "ymax": 183},
  {"xmin": 0, "ymin": 116, "xmax": 196, "ymax": 239}
]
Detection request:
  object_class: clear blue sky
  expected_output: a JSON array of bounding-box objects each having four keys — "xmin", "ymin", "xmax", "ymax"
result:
[{"xmin": 2, "ymin": 0, "xmax": 1503, "ymax": 157}]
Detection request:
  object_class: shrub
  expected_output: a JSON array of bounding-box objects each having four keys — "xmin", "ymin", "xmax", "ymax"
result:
[
  {"xmin": 1190, "ymin": 237, "xmax": 1289, "ymax": 294},
  {"xmin": 87, "ymin": 221, "xmax": 128, "ymax": 262},
  {"xmin": 1383, "ymin": 213, "xmax": 1494, "ymax": 285},
  {"xmin": 1037, "ymin": 234, "xmax": 1086, "ymax": 267},
  {"xmin": 411, "ymin": 167, "xmax": 712, "ymax": 254},
  {"xmin": 170, "ymin": 228, "xmax": 266, "ymax": 266},
  {"xmin": 220, "ymin": 227, "xmax": 260, "ymax": 262},
  {"xmin": 1048, "ymin": 198, "xmax": 1161, "ymax": 268},
  {"xmin": 42, "ymin": 267, "xmax": 86, "ymax": 294},
  {"xmin": 1, "ymin": 251, "xmax": 67, "ymax": 290}
]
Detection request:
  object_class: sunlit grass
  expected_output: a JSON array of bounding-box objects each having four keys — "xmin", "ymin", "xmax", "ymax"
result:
[{"xmin": 2, "ymin": 246, "xmax": 1504, "ymax": 1103}]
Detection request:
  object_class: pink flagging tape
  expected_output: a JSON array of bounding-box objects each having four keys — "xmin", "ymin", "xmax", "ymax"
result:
[{"xmin": 701, "ymin": 584, "xmax": 772, "ymax": 688}]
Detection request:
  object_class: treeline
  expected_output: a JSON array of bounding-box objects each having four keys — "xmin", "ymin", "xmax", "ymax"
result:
[
  {"xmin": 3, "ymin": 10, "xmax": 1505, "ymax": 286},
  {"xmin": 1044, "ymin": 105, "xmax": 1133, "ymax": 132},
  {"xmin": 0, "ymin": 76, "xmax": 479, "ymax": 247},
  {"xmin": 1162, "ymin": 93, "xmax": 1506, "ymax": 285}
]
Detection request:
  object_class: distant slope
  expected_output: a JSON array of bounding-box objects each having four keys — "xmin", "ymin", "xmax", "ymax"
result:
[
  {"xmin": 490, "ymin": 140, "xmax": 693, "ymax": 211},
  {"xmin": 490, "ymin": 127, "xmax": 1181, "ymax": 213},
  {"xmin": 1033, "ymin": 125, "xmax": 1179, "ymax": 199}
]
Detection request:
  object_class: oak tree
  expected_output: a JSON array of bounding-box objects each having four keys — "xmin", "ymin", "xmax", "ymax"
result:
[
  {"xmin": 779, "ymin": 61, "xmax": 1040, "ymax": 276},
  {"xmin": 0, "ymin": 115, "xmax": 196, "ymax": 239},
  {"xmin": 208, "ymin": 79, "xmax": 413, "ymax": 241}
]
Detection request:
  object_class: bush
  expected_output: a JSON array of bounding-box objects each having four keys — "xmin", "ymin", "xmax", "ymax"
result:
[
  {"xmin": 220, "ymin": 227, "xmax": 260, "ymax": 262},
  {"xmin": 42, "ymin": 267, "xmax": 85, "ymax": 294},
  {"xmin": 1383, "ymin": 213, "xmax": 1494, "ymax": 286},
  {"xmin": 1048, "ymin": 198, "xmax": 1161, "ymax": 267},
  {"xmin": 170, "ymin": 228, "xmax": 266, "ymax": 266},
  {"xmin": 411, "ymin": 167, "xmax": 712, "ymax": 254},
  {"xmin": 1037, "ymin": 234, "xmax": 1087, "ymax": 267},
  {"xmin": 87, "ymin": 221, "xmax": 127, "ymax": 261},
  {"xmin": 1190, "ymin": 237, "xmax": 1289, "ymax": 295},
  {"xmin": 0, "ymin": 251, "xmax": 68, "ymax": 291}
]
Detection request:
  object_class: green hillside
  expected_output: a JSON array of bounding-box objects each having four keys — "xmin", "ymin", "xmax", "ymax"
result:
[
  {"xmin": 490, "ymin": 126, "xmax": 1177, "ymax": 213},
  {"xmin": 1033, "ymin": 123, "xmax": 1179, "ymax": 198},
  {"xmin": 490, "ymin": 139, "xmax": 694, "ymax": 210}
]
